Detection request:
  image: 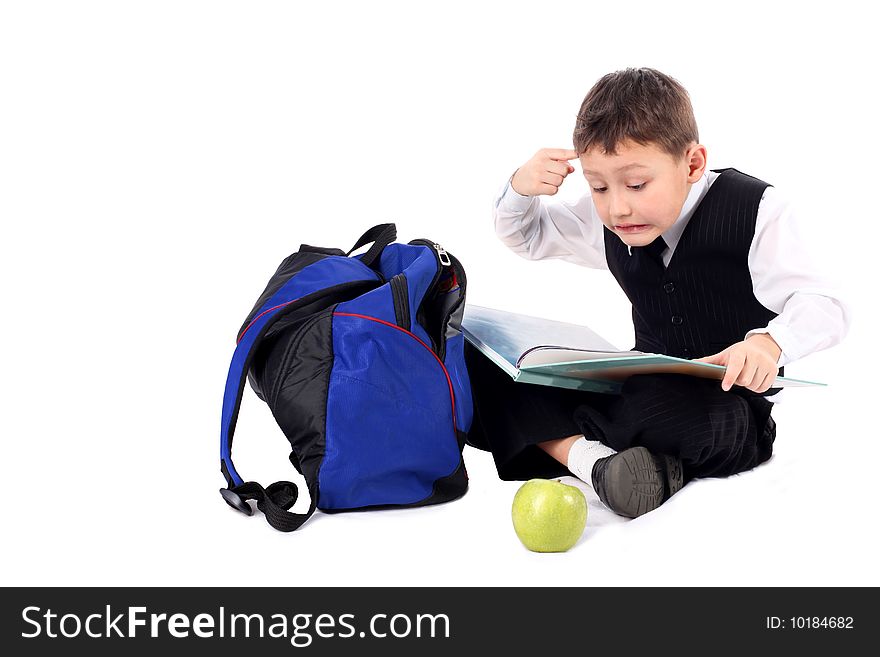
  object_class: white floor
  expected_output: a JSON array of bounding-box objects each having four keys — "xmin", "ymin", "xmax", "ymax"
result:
[{"xmin": 6, "ymin": 357, "xmax": 877, "ymax": 587}]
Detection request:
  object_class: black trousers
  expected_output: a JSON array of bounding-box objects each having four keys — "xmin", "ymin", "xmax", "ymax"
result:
[{"xmin": 464, "ymin": 342, "xmax": 776, "ymax": 484}]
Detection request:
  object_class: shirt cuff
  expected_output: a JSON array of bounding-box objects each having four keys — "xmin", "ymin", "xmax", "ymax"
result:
[
  {"xmin": 744, "ymin": 326, "xmax": 794, "ymax": 367},
  {"xmin": 495, "ymin": 169, "xmax": 536, "ymax": 213}
]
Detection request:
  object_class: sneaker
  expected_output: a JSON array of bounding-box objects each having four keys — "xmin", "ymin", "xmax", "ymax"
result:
[{"xmin": 590, "ymin": 446, "xmax": 683, "ymax": 518}]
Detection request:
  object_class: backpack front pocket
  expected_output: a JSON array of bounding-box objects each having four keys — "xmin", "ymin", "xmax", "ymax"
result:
[{"xmin": 319, "ymin": 311, "xmax": 462, "ymax": 510}]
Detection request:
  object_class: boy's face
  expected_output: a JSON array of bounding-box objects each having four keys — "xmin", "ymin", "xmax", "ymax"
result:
[{"xmin": 579, "ymin": 140, "xmax": 707, "ymax": 247}]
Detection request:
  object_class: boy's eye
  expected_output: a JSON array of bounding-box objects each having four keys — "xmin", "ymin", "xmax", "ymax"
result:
[{"xmin": 591, "ymin": 183, "xmax": 645, "ymax": 193}]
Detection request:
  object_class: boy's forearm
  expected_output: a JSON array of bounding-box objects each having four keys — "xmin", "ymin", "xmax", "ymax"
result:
[
  {"xmin": 493, "ymin": 175, "xmax": 543, "ymax": 258},
  {"xmin": 493, "ymin": 177, "xmax": 609, "ymax": 268}
]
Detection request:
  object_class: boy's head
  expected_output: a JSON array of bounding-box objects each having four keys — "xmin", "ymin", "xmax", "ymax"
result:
[{"xmin": 572, "ymin": 67, "xmax": 707, "ymax": 247}]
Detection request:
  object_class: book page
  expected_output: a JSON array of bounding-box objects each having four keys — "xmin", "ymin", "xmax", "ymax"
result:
[
  {"xmin": 517, "ymin": 346, "xmax": 645, "ymax": 368},
  {"xmin": 461, "ymin": 305, "xmax": 625, "ymax": 368}
]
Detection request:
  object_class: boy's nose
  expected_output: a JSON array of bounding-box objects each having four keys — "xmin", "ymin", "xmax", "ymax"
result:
[{"xmin": 609, "ymin": 192, "xmax": 632, "ymax": 219}]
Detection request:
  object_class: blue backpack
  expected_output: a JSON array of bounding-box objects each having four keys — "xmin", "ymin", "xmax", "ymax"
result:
[{"xmin": 220, "ymin": 224, "xmax": 473, "ymax": 531}]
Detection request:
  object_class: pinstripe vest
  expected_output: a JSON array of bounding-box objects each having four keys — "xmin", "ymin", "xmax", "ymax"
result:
[{"xmin": 603, "ymin": 168, "xmax": 780, "ymax": 365}]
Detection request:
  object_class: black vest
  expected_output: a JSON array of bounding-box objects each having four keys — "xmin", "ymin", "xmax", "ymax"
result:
[{"xmin": 604, "ymin": 168, "xmax": 780, "ymax": 366}]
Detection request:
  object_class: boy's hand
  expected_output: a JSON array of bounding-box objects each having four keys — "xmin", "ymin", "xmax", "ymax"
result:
[
  {"xmin": 510, "ymin": 148, "xmax": 580, "ymax": 196},
  {"xmin": 695, "ymin": 334, "xmax": 783, "ymax": 393}
]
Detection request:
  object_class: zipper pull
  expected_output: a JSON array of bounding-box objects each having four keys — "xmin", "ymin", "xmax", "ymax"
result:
[{"xmin": 434, "ymin": 243, "xmax": 452, "ymax": 267}]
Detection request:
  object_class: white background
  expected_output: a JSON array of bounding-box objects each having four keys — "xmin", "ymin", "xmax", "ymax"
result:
[{"xmin": 2, "ymin": 1, "xmax": 877, "ymax": 586}]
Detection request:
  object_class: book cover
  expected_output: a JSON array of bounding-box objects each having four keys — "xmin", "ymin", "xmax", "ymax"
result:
[{"xmin": 460, "ymin": 304, "xmax": 824, "ymax": 394}]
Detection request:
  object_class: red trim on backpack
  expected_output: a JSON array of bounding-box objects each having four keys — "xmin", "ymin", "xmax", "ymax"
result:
[
  {"xmin": 333, "ymin": 311, "xmax": 458, "ymax": 432},
  {"xmin": 237, "ymin": 297, "xmax": 303, "ymax": 344}
]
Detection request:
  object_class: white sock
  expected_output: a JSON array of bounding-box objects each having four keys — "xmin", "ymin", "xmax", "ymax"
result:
[{"xmin": 567, "ymin": 437, "xmax": 617, "ymax": 486}]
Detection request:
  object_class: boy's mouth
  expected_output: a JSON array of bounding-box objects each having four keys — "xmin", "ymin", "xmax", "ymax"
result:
[{"xmin": 615, "ymin": 223, "xmax": 652, "ymax": 234}]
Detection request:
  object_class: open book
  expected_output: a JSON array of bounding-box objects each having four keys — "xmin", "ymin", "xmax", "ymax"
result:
[{"xmin": 460, "ymin": 304, "xmax": 824, "ymax": 394}]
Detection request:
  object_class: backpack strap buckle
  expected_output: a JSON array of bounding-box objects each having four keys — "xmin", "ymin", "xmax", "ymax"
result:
[{"xmin": 219, "ymin": 488, "xmax": 253, "ymax": 516}]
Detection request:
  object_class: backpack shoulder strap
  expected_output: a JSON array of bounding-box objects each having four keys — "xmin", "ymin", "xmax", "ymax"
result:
[
  {"xmin": 219, "ymin": 282, "xmax": 318, "ymax": 532},
  {"xmin": 220, "ymin": 224, "xmax": 395, "ymax": 531}
]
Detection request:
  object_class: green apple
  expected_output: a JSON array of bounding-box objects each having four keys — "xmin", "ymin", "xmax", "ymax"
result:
[{"xmin": 511, "ymin": 479, "xmax": 587, "ymax": 552}]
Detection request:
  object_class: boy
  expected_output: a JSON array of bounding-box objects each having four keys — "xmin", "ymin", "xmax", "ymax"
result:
[{"xmin": 465, "ymin": 67, "xmax": 849, "ymax": 518}]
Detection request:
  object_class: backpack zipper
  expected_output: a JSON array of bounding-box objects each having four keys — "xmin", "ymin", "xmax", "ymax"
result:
[
  {"xmin": 406, "ymin": 239, "xmax": 467, "ymax": 362},
  {"xmin": 434, "ymin": 244, "xmax": 452, "ymax": 266}
]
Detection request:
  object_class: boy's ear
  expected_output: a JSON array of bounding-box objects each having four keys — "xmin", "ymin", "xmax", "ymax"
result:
[{"xmin": 685, "ymin": 143, "xmax": 708, "ymax": 182}]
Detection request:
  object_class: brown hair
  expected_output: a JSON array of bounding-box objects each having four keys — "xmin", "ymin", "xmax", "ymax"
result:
[{"xmin": 572, "ymin": 68, "xmax": 698, "ymax": 159}]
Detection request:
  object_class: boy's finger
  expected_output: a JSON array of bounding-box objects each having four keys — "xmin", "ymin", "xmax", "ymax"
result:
[
  {"xmin": 547, "ymin": 148, "xmax": 579, "ymax": 161},
  {"xmin": 739, "ymin": 362, "xmax": 760, "ymax": 388},
  {"xmin": 721, "ymin": 369, "xmax": 738, "ymax": 391},
  {"xmin": 757, "ymin": 371, "xmax": 774, "ymax": 393},
  {"xmin": 547, "ymin": 160, "xmax": 573, "ymax": 176},
  {"xmin": 721, "ymin": 352, "xmax": 746, "ymax": 391},
  {"xmin": 749, "ymin": 371, "xmax": 765, "ymax": 393}
]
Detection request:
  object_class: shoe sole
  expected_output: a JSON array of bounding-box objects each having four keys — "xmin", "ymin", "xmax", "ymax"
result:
[{"xmin": 602, "ymin": 447, "xmax": 666, "ymax": 518}]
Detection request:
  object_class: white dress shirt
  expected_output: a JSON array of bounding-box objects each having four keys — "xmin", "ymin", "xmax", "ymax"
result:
[{"xmin": 493, "ymin": 170, "xmax": 851, "ymax": 373}]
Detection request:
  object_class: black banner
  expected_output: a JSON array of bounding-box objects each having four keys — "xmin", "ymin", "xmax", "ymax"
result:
[{"xmin": 1, "ymin": 587, "xmax": 873, "ymax": 654}]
